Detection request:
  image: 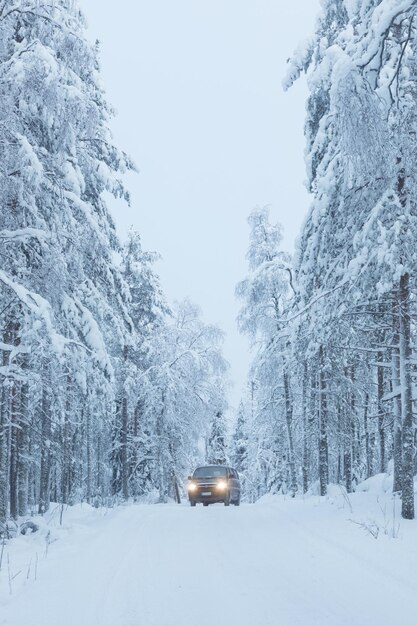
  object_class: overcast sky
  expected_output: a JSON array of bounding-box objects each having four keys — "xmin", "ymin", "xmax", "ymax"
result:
[{"xmin": 83, "ymin": 0, "xmax": 320, "ymax": 409}]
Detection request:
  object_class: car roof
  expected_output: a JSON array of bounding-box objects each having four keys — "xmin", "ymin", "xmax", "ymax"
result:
[{"xmin": 195, "ymin": 464, "xmax": 227, "ymax": 469}]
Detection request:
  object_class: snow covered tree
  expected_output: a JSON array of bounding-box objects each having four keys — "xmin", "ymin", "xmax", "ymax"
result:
[
  {"xmin": 139, "ymin": 300, "xmax": 229, "ymax": 503},
  {"xmin": 230, "ymin": 402, "xmax": 248, "ymax": 475},
  {"xmin": 236, "ymin": 207, "xmax": 298, "ymax": 497},
  {"xmin": 0, "ymin": 1, "xmax": 231, "ymax": 524},
  {"xmin": 0, "ymin": 0, "xmax": 134, "ymax": 520},
  {"xmin": 111, "ymin": 230, "xmax": 168, "ymax": 501},
  {"xmin": 207, "ymin": 411, "xmax": 228, "ymax": 465}
]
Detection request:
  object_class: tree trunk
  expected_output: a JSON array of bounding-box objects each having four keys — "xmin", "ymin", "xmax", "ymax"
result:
[
  {"xmin": 130, "ymin": 402, "xmax": 140, "ymax": 498},
  {"xmin": 309, "ymin": 372, "xmax": 317, "ymax": 486},
  {"xmin": 283, "ymin": 368, "xmax": 297, "ymax": 497},
  {"xmin": 391, "ymin": 296, "xmax": 402, "ymax": 494},
  {"xmin": 363, "ymin": 394, "xmax": 372, "ymax": 479},
  {"xmin": 344, "ymin": 444, "xmax": 352, "ymax": 494},
  {"xmin": 120, "ymin": 345, "xmax": 129, "ymax": 501},
  {"xmin": 96, "ymin": 429, "xmax": 103, "ymax": 501},
  {"xmin": 17, "ymin": 378, "xmax": 29, "ymax": 517},
  {"xmin": 399, "ymin": 273, "xmax": 414, "ymax": 519},
  {"xmin": 0, "ymin": 380, "xmax": 10, "ymax": 522},
  {"xmin": 351, "ymin": 366, "xmax": 361, "ymax": 487},
  {"xmin": 9, "ymin": 380, "xmax": 19, "ymax": 519},
  {"xmin": 377, "ymin": 354, "xmax": 386, "ymax": 473},
  {"xmin": 336, "ymin": 402, "xmax": 342, "ymax": 484},
  {"xmin": 173, "ymin": 474, "xmax": 181, "ymax": 504},
  {"xmin": 39, "ymin": 384, "xmax": 52, "ymax": 515},
  {"xmin": 318, "ymin": 346, "xmax": 328, "ymax": 496},
  {"xmin": 61, "ymin": 373, "xmax": 72, "ymax": 505},
  {"xmin": 1, "ymin": 324, "xmax": 14, "ymax": 521},
  {"xmin": 343, "ymin": 367, "xmax": 352, "ymax": 493},
  {"xmin": 301, "ymin": 363, "xmax": 309, "ymax": 494},
  {"xmin": 0, "ymin": 411, "xmax": 7, "ymax": 522},
  {"xmin": 157, "ymin": 391, "xmax": 168, "ymax": 503},
  {"xmin": 86, "ymin": 406, "xmax": 92, "ymax": 504},
  {"xmin": 111, "ymin": 409, "xmax": 121, "ymax": 496},
  {"xmin": 121, "ymin": 395, "xmax": 129, "ymax": 500}
]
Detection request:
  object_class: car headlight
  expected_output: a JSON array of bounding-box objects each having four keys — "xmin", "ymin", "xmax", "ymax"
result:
[
  {"xmin": 188, "ymin": 482, "xmax": 197, "ymax": 492},
  {"xmin": 217, "ymin": 480, "xmax": 227, "ymax": 490}
]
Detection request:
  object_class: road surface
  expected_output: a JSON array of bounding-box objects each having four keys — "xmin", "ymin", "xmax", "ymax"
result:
[{"xmin": 2, "ymin": 496, "xmax": 417, "ymax": 626}]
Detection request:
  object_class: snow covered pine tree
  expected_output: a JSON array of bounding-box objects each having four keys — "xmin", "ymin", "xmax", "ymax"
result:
[{"xmin": 0, "ymin": 0, "xmax": 135, "ymax": 521}]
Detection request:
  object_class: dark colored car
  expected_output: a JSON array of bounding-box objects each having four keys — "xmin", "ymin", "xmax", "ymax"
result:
[{"xmin": 187, "ymin": 465, "xmax": 241, "ymax": 507}]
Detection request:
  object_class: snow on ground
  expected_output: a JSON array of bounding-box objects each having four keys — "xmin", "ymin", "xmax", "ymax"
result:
[{"xmin": 1, "ymin": 480, "xmax": 417, "ymax": 626}]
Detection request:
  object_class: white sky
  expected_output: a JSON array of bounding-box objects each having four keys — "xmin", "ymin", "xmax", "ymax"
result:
[{"xmin": 83, "ymin": 0, "xmax": 320, "ymax": 409}]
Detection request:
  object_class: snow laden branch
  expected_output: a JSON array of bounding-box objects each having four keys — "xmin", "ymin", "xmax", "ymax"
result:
[
  {"xmin": 0, "ymin": 228, "xmax": 49, "ymax": 243},
  {"xmin": 0, "ymin": 269, "xmax": 66, "ymax": 353},
  {"xmin": 0, "ymin": 1, "xmax": 84, "ymax": 41}
]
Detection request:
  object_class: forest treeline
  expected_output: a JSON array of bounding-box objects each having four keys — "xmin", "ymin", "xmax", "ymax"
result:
[
  {"xmin": 231, "ymin": 0, "xmax": 417, "ymax": 519},
  {"xmin": 2, "ymin": 0, "xmax": 417, "ymax": 526},
  {"xmin": 0, "ymin": 0, "xmax": 228, "ymax": 526}
]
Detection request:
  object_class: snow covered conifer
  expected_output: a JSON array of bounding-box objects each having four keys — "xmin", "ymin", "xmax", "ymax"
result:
[
  {"xmin": 231, "ymin": 402, "xmax": 248, "ymax": 475},
  {"xmin": 0, "ymin": 0, "xmax": 134, "ymax": 519},
  {"xmin": 111, "ymin": 231, "xmax": 168, "ymax": 501},
  {"xmin": 236, "ymin": 207, "xmax": 298, "ymax": 497},
  {"xmin": 207, "ymin": 411, "xmax": 228, "ymax": 465}
]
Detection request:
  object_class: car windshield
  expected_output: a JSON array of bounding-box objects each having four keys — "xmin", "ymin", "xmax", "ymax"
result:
[{"xmin": 193, "ymin": 466, "xmax": 227, "ymax": 478}]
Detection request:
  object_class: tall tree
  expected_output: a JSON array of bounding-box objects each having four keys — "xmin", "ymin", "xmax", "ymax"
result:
[{"xmin": 236, "ymin": 207, "xmax": 298, "ymax": 497}]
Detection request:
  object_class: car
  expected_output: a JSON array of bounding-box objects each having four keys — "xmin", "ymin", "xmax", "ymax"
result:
[{"xmin": 187, "ymin": 465, "xmax": 241, "ymax": 507}]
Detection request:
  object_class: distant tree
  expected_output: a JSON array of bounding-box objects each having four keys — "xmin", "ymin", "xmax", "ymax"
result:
[
  {"xmin": 229, "ymin": 402, "xmax": 249, "ymax": 498},
  {"xmin": 236, "ymin": 207, "xmax": 297, "ymax": 497},
  {"xmin": 230, "ymin": 402, "xmax": 248, "ymax": 474},
  {"xmin": 207, "ymin": 411, "xmax": 228, "ymax": 465},
  {"xmin": 143, "ymin": 300, "xmax": 229, "ymax": 502}
]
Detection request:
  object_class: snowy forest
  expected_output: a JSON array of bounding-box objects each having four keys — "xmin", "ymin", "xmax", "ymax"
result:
[
  {"xmin": 1, "ymin": 0, "xmax": 417, "ymax": 531},
  {"xmin": 233, "ymin": 0, "xmax": 417, "ymax": 520},
  {"xmin": 0, "ymin": 0, "xmax": 229, "ymax": 524}
]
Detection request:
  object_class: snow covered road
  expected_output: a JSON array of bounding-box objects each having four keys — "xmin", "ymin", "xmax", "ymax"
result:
[{"xmin": 2, "ymin": 493, "xmax": 417, "ymax": 626}]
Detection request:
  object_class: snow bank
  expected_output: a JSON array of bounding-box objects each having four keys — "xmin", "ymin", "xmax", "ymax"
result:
[
  {"xmin": 355, "ymin": 473, "xmax": 394, "ymax": 494},
  {"xmin": 0, "ymin": 502, "xmax": 112, "ymax": 606}
]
